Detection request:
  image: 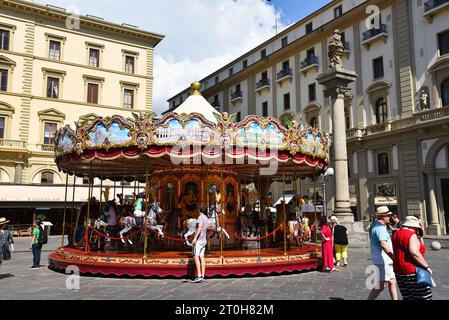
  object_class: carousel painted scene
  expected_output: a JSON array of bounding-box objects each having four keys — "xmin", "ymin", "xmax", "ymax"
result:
[{"xmin": 48, "ymin": 82, "xmax": 330, "ymax": 278}]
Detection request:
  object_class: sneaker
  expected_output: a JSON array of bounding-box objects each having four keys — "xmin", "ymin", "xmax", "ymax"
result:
[{"xmin": 191, "ymin": 277, "xmax": 203, "ymax": 283}]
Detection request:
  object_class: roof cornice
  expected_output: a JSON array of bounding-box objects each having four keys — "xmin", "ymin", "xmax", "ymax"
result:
[{"xmin": 1, "ymin": 0, "xmax": 165, "ymax": 46}]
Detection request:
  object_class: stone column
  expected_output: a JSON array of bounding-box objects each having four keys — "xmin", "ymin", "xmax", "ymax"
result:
[
  {"xmin": 426, "ymin": 173, "xmax": 441, "ymax": 235},
  {"xmin": 317, "ymin": 71, "xmax": 357, "ymax": 229},
  {"xmin": 14, "ymin": 162, "xmax": 24, "ymax": 184}
]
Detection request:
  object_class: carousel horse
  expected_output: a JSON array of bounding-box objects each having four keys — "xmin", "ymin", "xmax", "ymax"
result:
[
  {"xmin": 119, "ymin": 201, "xmax": 165, "ymax": 245},
  {"xmin": 301, "ymin": 217, "xmax": 311, "ymax": 240},
  {"xmin": 208, "ymin": 205, "xmax": 231, "ymax": 240},
  {"xmin": 181, "ymin": 208, "xmax": 231, "ymax": 247}
]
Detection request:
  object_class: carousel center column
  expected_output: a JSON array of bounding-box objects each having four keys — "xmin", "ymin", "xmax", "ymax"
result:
[{"xmin": 317, "ymin": 30, "xmax": 357, "ymax": 230}]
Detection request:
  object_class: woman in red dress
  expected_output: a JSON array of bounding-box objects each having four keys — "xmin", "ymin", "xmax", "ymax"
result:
[{"xmin": 320, "ymin": 216, "xmax": 337, "ymax": 272}]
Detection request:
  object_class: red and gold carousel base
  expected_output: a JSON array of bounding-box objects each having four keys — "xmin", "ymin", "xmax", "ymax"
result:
[{"xmin": 48, "ymin": 244, "xmax": 321, "ymax": 278}]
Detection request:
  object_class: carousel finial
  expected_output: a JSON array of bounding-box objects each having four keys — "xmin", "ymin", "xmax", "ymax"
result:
[{"xmin": 191, "ymin": 81, "xmax": 202, "ymax": 96}]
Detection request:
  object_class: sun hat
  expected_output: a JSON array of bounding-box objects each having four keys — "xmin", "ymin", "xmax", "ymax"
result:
[
  {"xmin": 375, "ymin": 206, "xmax": 392, "ymax": 216},
  {"xmin": 0, "ymin": 217, "xmax": 10, "ymax": 225},
  {"xmin": 330, "ymin": 216, "xmax": 339, "ymax": 223},
  {"xmin": 403, "ymin": 216, "xmax": 421, "ymax": 229}
]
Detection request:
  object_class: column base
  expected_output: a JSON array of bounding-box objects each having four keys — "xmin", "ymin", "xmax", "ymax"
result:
[{"xmin": 427, "ymin": 224, "xmax": 442, "ymax": 236}]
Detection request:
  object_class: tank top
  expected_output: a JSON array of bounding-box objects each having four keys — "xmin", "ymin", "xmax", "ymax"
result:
[{"xmin": 392, "ymin": 228, "xmax": 426, "ymax": 275}]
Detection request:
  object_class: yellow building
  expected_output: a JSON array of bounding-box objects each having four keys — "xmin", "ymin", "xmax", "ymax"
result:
[{"xmin": 0, "ymin": 0, "xmax": 164, "ymax": 224}]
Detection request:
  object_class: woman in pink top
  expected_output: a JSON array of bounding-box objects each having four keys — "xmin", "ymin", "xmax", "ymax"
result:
[{"xmin": 320, "ymin": 216, "xmax": 337, "ymax": 272}]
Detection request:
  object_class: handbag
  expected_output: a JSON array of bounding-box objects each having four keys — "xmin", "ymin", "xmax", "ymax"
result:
[{"xmin": 416, "ymin": 267, "xmax": 437, "ymax": 288}]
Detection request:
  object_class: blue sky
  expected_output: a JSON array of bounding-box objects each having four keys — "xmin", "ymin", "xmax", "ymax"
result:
[{"xmin": 36, "ymin": 0, "xmax": 332, "ymax": 113}]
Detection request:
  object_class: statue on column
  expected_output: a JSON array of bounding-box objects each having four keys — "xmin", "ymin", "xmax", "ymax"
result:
[{"xmin": 328, "ymin": 29, "xmax": 344, "ymax": 70}]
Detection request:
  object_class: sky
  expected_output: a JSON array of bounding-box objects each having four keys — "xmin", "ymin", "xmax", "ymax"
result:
[{"xmin": 35, "ymin": 0, "xmax": 331, "ymax": 114}]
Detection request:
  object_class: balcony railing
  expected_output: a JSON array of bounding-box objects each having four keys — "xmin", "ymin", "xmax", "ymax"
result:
[
  {"xmin": 366, "ymin": 122, "xmax": 391, "ymax": 135},
  {"xmin": 230, "ymin": 91, "xmax": 243, "ymax": 100},
  {"xmin": 40, "ymin": 144, "xmax": 55, "ymax": 152},
  {"xmin": 425, "ymin": 0, "xmax": 449, "ymax": 12},
  {"xmin": 362, "ymin": 24, "xmax": 387, "ymax": 41},
  {"xmin": 300, "ymin": 55, "xmax": 319, "ymax": 70},
  {"xmin": 343, "ymin": 42, "xmax": 350, "ymax": 52},
  {"xmin": 256, "ymin": 78, "xmax": 270, "ymax": 90},
  {"xmin": 346, "ymin": 128, "xmax": 363, "ymax": 139},
  {"xmin": 413, "ymin": 106, "xmax": 449, "ymax": 122},
  {"xmin": 0, "ymin": 139, "xmax": 27, "ymax": 148},
  {"xmin": 276, "ymin": 68, "xmax": 293, "ymax": 81}
]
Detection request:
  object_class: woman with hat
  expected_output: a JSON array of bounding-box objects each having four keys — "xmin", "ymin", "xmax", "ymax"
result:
[
  {"xmin": 392, "ymin": 216, "xmax": 433, "ymax": 300},
  {"xmin": 0, "ymin": 217, "xmax": 15, "ymax": 267}
]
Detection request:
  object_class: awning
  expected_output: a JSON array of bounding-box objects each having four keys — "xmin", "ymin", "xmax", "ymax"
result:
[{"xmin": 274, "ymin": 195, "xmax": 294, "ymax": 206}]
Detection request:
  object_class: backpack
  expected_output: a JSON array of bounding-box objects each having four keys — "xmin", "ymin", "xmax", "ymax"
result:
[{"xmin": 37, "ymin": 227, "xmax": 48, "ymax": 245}]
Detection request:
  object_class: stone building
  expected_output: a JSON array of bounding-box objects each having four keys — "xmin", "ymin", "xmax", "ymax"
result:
[
  {"xmin": 167, "ymin": 0, "xmax": 449, "ymax": 235},
  {"xmin": 0, "ymin": 0, "xmax": 164, "ymax": 226}
]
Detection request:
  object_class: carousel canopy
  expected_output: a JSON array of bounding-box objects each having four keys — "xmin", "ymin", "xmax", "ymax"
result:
[{"xmin": 54, "ymin": 82, "xmax": 329, "ymax": 181}]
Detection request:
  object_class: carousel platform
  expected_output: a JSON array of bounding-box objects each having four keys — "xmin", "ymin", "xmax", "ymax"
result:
[{"xmin": 48, "ymin": 244, "xmax": 321, "ymax": 278}]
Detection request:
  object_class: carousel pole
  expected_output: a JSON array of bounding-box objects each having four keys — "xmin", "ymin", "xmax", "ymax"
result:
[
  {"xmin": 85, "ymin": 161, "xmax": 93, "ymax": 253},
  {"xmin": 143, "ymin": 168, "xmax": 149, "ymax": 258},
  {"xmin": 99, "ymin": 161, "xmax": 104, "ymax": 214},
  {"xmin": 121, "ymin": 169, "xmax": 125, "ymax": 215},
  {"xmin": 313, "ymin": 170, "xmax": 318, "ymax": 245},
  {"xmin": 70, "ymin": 174, "xmax": 76, "ymax": 246},
  {"xmin": 113, "ymin": 181, "xmax": 116, "ymax": 203},
  {"xmin": 61, "ymin": 173, "xmax": 69, "ymax": 248},
  {"xmin": 220, "ymin": 167, "xmax": 224, "ymax": 259},
  {"xmin": 283, "ymin": 172, "xmax": 287, "ymax": 256}
]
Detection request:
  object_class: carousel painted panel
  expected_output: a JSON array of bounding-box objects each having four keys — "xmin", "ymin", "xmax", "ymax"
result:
[
  {"xmin": 81, "ymin": 116, "xmax": 134, "ymax": 150},
  {"xmin": 235, "ymin": 118, "xmax": 286, "ymax": 149},
  {"xmin": 298, "ymin": 127, "xmax": 328, "ymax": 160},
  {"xmin": 155, "ymin": 114, "xmax": 216, "ymax": 146},
  {"xmin": 55, "ymin": 126, "xmax": 75, "ymax": 157}
]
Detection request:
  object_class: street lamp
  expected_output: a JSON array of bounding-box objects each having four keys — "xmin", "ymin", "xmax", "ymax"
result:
[{"xmin": 320, "ymin": 168, "xmax": 334, "ymax": 217}]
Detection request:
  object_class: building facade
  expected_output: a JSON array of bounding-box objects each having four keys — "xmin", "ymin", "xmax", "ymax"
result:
[
  {"xmin": 167, "ymin": 0, "xmax": 449, "ymax": 235},
  {"xmin": 0, "ymin": 0, "xmax": 164, "ymax": 227}
]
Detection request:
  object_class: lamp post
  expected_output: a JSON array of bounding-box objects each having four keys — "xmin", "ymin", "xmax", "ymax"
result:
[{"xmin": 321, "ymin": 168, "xmax": 334, "ymax": 218}]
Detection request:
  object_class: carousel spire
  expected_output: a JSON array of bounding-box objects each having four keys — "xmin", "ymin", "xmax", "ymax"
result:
[{"xmin": 191, "ymin": 81, "xmax": 202, "ymax": 96}]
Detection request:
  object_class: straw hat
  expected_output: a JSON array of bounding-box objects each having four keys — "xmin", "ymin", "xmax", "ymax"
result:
[
  {"xmin": 375, "ymin": 206, "xmax": 392, "ymax": 216},
  {"xmin": 403, "ymin": 216, "xmax": 421, "ymax": 229},
  {"xmin": 0, "ymin": 217, "xmax": 10, "ymax": 225}
]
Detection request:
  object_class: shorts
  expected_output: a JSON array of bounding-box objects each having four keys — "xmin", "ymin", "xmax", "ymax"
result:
[
  {"xmin": 376, "ymin": 264, "xmax": 396, "ymax": 282},
  {"xmin": 193, "ymin": 239, "xmax": 207, "ymax": 257}
]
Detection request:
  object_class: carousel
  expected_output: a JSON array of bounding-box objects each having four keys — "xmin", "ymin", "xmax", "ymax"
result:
[{"xmin": 48, "ymin": 82, "xmax": 330, "ymax": 278}]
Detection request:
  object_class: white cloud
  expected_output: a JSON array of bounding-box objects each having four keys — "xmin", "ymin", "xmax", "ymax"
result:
[{"xmin": 36, "ymin": 0, "xmax": 285, "ymax": 114}]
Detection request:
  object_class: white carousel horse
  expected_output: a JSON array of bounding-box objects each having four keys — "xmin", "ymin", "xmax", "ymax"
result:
[
  {"xmin": 182, "ymin": 208, "xmax": 231, "ymax": 247},
  {"xmin": 119, "ymin": 201, "xmax": 165, "ymax": 245}
]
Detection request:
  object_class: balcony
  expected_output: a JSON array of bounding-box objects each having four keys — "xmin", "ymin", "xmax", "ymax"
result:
[
  {"xmin": 424, "ymin": 0, "xmax": 449, "ymax": 22},
  {"xmin": 300, "ymin": 55, "xmax": 319, "ymax": 75},
  {"xmin": 39, "ymin": 144, "xmax": 55, "ymax": 152},
  {"xmin": 413, "ymin": 106, "xmax": 449, "ymax": 123},
  {"xmin": 276, "ymin": 68, "xmax": 293, "ymax": 85},
  {"xmin": 0, "ymin": 139, "xmax": 27, "ymax": 150},
  {"xmin": 230, "ymin": 90, "xmax": 243, "ymax": 104},
  {"xmin": 211, "ymin": 101, "xmax": 220, "ymax": 109},
  {"xmin": 366, "ymin": 122, "xmax": 392, "ymax": 135},
  {"xmin": 255, "ymin": 78, "xmax": 270, "ymax": 94},
  {"xmin": 361, "ymin": 24, "xmax": 388, "ymax": 49},
  {"xmin": 346, "ymin": 128, "xmax": 363, "ymax": 140}
]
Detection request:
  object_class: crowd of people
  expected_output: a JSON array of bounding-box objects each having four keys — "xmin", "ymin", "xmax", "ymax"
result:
[{"xmin": 318, "ymin": 205, "xmax": 435, "ymax": 300}]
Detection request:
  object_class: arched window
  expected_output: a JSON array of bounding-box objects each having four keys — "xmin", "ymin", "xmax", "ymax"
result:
[
  {"xmin": 378, "ymin": 153, "xmax": 390, "ymax": 175},
  {"xmin": 41, "ymin": 171, "xmax": 54, "ymax": 184},
  {"xmin": 375, "ymin": 97, "xmax": 388, "ymax": 124},
  {"xmin": 442, "ymin": 78, "xmax": 449, "ymax": 107}
]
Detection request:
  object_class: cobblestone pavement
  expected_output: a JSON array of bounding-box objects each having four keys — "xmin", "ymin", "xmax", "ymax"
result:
[{"xmin": 1, "ymin": 238, "xmax": 448, "ymax": 300}]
